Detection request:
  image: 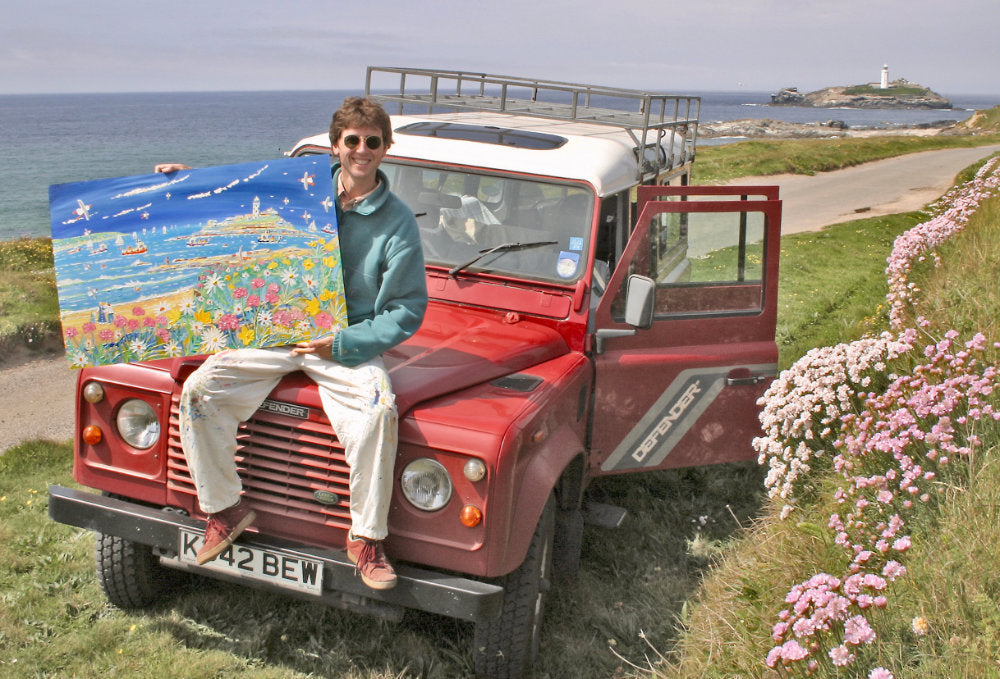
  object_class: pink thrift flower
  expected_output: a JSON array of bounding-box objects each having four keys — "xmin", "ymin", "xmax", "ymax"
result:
[
  {"xmin": 844, "ymin": 615, "xmax": 876, "ymax": 645},
  {"xmin": 869, "ymin": 668, "xmax": 894, "ymax": 679},
  {"xmin": 780, "ymin": 640, "xmax": 809, "ymax": 662},
  {"xmin": 829, "ymin": 644, "xmax": 854, "ymax": 667},
  {"xmin": 772, "ymin": 621, "xmax": 789, "ymax": 641}
]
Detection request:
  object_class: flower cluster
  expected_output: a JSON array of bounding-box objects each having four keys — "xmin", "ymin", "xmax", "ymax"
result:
[
  {"xmin": 885, "ymin": 156, "xmax": 1000, "ymax": 329},
  {"xmin": 767, "ymin": 570, "xmax": 893, "ymax": 672},
  {"xmin": 754, "ymin": 331, "xmax": 915, "ymax": 518},
  {"xmin": 763, "ymin": 325, "xmax": 1000, "ymax": 675},
  {"xmin": 63, "ymin": 238, "xmax": 346, "ymax": 367}
]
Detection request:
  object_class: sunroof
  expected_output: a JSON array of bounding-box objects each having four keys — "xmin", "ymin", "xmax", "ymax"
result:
[{"xmin": 396, "ymin": 122, "xmax": 567, "ymax": 150}]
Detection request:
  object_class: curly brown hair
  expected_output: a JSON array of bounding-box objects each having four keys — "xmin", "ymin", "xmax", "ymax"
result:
[{"xmin": 328, "ymin": 97, "xmax": 393, "ymax": 148}]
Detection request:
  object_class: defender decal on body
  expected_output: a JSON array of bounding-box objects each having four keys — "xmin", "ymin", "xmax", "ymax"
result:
[{"xmin": 600, "ymin": 364, "xmax": 776, "ymax": 472}]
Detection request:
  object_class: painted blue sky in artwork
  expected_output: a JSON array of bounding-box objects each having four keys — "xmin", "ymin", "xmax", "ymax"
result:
[
  {"xmin": 49, "ymin": 156, "xmax": 336, "ymax": 241},
  {"xmin": 48, "ymin": 155, "xmax": 340, "ymax": 320}
]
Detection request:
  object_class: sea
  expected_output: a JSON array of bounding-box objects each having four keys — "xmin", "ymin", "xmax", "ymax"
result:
[{"xmin": 2, "ymin": 89, "xmax": 997, "ymax": 242}]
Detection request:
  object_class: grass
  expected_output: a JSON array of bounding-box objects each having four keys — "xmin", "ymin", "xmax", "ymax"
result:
[
  {"xmin": 692, "ymin": 133, "xmax": 1000, "ymax": 185},
  {"xmin": 2, "ymin": 132, "xmax": 999, "ymax": 677},
  {"xmin": 0, "ymin": 238, "xmax": 60, "ymax": 360}
]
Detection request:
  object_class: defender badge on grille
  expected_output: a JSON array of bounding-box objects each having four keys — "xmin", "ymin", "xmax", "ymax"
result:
[
  {"xmin": 313, "ymin": 490, "xmax": 341, "ymax": 506},
  {"xmin": 259, "ymin": 399, "xmax": 309, "ymax": 419}
]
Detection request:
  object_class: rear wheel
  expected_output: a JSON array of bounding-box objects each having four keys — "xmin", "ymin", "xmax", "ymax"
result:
[
  {"xmin": 474, "ymin": 495, "xmax": 555, "ymax": 679},
  {"xmin": 95, "ymin": 532, "xmax": 177, "ymax": 609}
]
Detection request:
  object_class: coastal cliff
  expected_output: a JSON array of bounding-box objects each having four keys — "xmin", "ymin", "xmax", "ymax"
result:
[{"xmin": 772, "ymin": 80, "xmax": 951, "ymax": 109}]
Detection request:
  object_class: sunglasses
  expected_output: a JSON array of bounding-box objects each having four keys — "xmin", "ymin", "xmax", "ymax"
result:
[{"xmin": 342, "ymin": 134, "xmax": 383, "ymax": 150}]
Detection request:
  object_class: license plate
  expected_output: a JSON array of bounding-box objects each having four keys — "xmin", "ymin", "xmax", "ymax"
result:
[{"xmin": 179, "ymin": 529, "xmax": 324, "ymax": 596}]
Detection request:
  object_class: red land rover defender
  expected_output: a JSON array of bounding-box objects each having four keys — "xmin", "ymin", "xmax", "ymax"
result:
[{"xmin": 49, "ymin": 67, "xmax": 781, "ymax": 679}]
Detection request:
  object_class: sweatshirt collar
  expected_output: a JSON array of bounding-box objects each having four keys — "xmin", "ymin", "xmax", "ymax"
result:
[{"xmin": 332, "ymin": 164, "xmax": 389, "ymax": 216}]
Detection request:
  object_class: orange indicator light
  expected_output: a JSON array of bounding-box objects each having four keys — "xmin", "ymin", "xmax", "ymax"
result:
[
  {"xmin": 460, "ymin": 504, "xmax": 483, "ymax": 527},
  {"xmin": 82, "ymin": 425, "xmax": 103, "ymax": 445}
]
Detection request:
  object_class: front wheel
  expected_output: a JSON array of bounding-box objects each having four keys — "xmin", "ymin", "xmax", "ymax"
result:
[
  {"xmin": 95, "ymin": 532, "xmax": 178, "ymax": 609},
  {"xmin": 474, "ymin": 494, "xmax": 555, "ymax": 679}
]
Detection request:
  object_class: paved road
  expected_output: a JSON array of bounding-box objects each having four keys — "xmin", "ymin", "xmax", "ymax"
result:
[
  {"xmin": 2, "ymin": 144, "xmax": 999, "ymax": 452},
  {"xmin": 728, "ymin": 144, "xmax": 1000, "ymax": 233}
]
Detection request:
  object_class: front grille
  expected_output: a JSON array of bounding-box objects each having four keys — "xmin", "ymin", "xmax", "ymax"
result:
[{"xmin": 167, "ymin": 395, "xmax": 352, "ymax": 533}]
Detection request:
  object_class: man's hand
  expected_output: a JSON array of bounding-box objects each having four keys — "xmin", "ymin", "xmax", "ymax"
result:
[
  {"xmin": 290, "ymin": 334, "xmax": 337, "ymax": 360},
  {"xmin": 154, "ymin": 163, "xmax": 192, "ymax": 173}
]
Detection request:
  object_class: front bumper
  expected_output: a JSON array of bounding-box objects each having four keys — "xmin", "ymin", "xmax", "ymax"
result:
[{"xmin": 48, "ymin": 485, "xmax": 502, "ymax": 623}]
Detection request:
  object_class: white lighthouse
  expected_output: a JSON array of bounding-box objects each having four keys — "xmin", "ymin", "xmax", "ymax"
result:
[{"xmin": 880, "ymin": 64, "xmax": 889, "ymax": 89}]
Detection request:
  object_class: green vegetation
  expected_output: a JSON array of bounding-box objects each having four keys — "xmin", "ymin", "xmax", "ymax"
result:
[
  {"xmin": 692, "ymin": 133, "xmax": 1000, "ymax": 185},
  {"xmin": 843, "ymin": 84, "xmax": 930, "ymax": 97},
  {"xmin": 2, "ymin": 135, "xmax": 999, "ymax": 677},
  {"xmin": 960, "ymin": 105, "xmax": 1000, "ymax": 133},
  {"xmin": 0, "ymin": 238, "xmax": 60, "ymax": 358}
]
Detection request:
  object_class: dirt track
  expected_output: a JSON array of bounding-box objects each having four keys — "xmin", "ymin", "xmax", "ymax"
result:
[{"xmin": 2, "ymin": 144, "xmax": 999, "ymax": 452}]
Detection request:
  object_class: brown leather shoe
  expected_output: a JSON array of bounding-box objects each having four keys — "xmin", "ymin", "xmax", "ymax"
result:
[
  {"xmin": 197, "ymin": 501, "xmax": 256, "ymax": 565},
  {"xmin": 345, "ymin": 533, "xmax": 397, "ymax": 590}
]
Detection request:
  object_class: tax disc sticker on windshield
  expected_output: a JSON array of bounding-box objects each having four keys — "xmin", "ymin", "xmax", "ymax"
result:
[{"xmin": 556, "ymin": 251, "xmax": 580, "ymax": 279}]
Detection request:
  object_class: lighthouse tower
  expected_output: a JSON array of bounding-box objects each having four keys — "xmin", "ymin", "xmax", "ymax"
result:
[{"xmin": 880, "ymin": 64, "xmax": 889, "ymax": 89}]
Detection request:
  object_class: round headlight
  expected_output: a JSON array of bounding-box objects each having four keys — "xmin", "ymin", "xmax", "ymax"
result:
[
  {"xmin": 116, "ymin": 399, "xmax": 161, "ymax": 449},
  {"xmin": 401, "ymin": 458, "xmax": 452, "ymax": 511}
]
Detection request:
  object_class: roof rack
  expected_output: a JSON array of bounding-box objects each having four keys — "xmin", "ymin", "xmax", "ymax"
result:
[{"xmin": 365, "ymin": 66, "xmax": 700, "ymax": 182}]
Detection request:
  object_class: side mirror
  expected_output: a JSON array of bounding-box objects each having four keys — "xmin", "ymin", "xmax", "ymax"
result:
[
  {"xmin": 623, "ymin": 274, "xmax": 655, "ymax": 329},
  {"xmin": 593, "ymin": 274, "xmax": 656, "ymax": 354}
]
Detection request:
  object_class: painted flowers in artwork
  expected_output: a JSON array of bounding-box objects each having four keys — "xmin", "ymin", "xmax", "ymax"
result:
[{"xmin": 60, "ymin": 237, "xmax": 346, "ymax": 368}]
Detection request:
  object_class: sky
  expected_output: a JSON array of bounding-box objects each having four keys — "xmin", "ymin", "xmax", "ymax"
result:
[{"xmin": 3, "ymin": 0, "xmax": 999, "ymax": 97}]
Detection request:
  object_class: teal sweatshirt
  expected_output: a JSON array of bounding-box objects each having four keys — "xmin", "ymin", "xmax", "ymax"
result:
[{"xmin": 328, "ymin": 165, "xmax": 427, "ymax": 366}]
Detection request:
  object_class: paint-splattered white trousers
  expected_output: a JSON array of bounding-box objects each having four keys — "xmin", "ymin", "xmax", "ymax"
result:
[{"xmin": 179, "ymin": 347, "xmax": 397, "ymax": 540}]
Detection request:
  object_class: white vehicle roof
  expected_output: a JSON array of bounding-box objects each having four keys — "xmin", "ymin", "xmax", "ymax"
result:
[
  {"xmin": 291, "ymin": 112, "xmax": 691, "ymax": 197},
  {"xmin": 291, "ymin": 67, "xmax": 700, "ymax": 198}
]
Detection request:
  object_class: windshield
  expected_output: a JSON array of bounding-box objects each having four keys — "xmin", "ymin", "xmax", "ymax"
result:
[{"xmin": 382, "ymin": 161, "xmax": 594, "ymax": 283}]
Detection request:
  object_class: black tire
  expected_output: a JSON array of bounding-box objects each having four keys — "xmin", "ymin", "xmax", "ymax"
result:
[
  {"xmin": 474, "ymin": 495, "xmax": 555, "ymax": 679},
  {"xmin": 94, "ymin": 532, "xmax": 177, "ymax": 609},
  {"xmin": 552, "ymin": 506, "xmax": 584, "ymax": 583}
]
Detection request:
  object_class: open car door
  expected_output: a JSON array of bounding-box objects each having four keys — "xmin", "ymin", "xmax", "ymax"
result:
[{"xmin": 590, "ymin": 185, "xmax": 782, "ymax": 475}]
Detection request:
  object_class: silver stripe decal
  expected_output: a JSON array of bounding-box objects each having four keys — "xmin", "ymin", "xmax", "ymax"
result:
[{"xmin": 600, "ymin": 363, "xmax": 776, "ymax": 472}]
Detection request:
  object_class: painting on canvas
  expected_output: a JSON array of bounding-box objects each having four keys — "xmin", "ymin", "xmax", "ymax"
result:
[{"xmin": 49, "ymin": 156, "xmax": 346, "ymax": 368}]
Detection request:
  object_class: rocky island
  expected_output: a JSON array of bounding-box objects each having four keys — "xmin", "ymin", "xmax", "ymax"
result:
[{"xmin": 771, "ymin": 68, "xmax": 951, "ymax": 109}]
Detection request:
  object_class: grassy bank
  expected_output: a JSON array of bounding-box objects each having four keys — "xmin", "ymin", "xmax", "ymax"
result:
[
  {"xmin": 660, "ymin": 157, "xmax": 1000, "ymax": 677},
  {"xmin": 2, "ymin": 132, "xmax": 999, "ymax": 677}
]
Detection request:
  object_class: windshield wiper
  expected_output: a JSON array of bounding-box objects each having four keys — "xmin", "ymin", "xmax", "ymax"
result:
[{"xmin": 448, "ymin": 240, "xmax": 558, "ymax": 277}]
